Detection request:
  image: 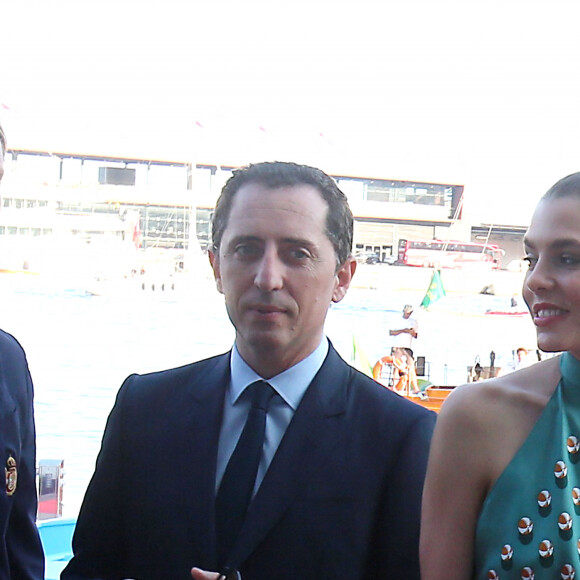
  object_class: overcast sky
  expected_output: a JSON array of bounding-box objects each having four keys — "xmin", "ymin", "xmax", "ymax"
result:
[{"xmin": 2, "ymin": 0, "xmax": 580, "ymax": 225}]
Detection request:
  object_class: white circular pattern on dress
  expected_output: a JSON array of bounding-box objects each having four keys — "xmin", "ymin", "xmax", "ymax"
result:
[
  {"xmin": 559, "ymin": 512, "xmax": 573, "ymax": 531},
  {"xmin": 518, "ymin": 517, "xmax": 534, "ymax": 535},
  {"xmin": 577, "ymin": 538, "xmax": 580, "ymax": 556},
  {"xmin": 537, "ymin": 489, "xmax": 552, "ymax": 507},
  {"xmin": 567, "ymin": 435, "xmax": 580, "ymax": 454},
  {"xmin": 520, "ymin": 566, "xmax": 534, "ymax": 579},
  {"xmin": 538, "ymin": 539, "xmax": 554, "ymax": 558},
  {"xmin": 487, "ymin": 570, "xmax": 499, "ymax": 579},
  {"xmin": 561, "ymin": 563, "xmax": 576, "ymax": 579},
  {"xmin": 500, "ymin": 544, "xmax": 513, "ymax": 561},
  {"xmin": 555, "ymin": 460, "xmax": 568, "ymax": 479}
]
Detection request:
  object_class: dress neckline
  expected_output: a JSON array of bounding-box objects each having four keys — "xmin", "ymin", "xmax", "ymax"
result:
[{"xmin": 561, "ymin": 352, "xmax": 580, "ymax": 390}]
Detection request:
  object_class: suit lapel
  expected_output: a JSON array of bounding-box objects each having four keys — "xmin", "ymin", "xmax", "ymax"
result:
[
  {"xmin": 186, "ymin": 353, "xmax": 230, "ymax": 568},
  {"xmin": 229, "ymin": 345, "xmax": 350, "ymax": 566}
]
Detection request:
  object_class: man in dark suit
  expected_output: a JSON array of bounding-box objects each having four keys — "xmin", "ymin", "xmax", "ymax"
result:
[
  {"xmin": 62, "ymin": 161, "xmax": 436, "ymax": 580},
  {"xmin": 0, "ymin": 124, "xmax": 45, "ymax": 579}
]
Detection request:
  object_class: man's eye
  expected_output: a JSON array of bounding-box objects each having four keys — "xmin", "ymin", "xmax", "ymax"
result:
[
  {"xmin": 289, "ymin": 248, "xmax": 310, "ymax": 261},
  {"xmin": 234, "ymin": 245, "xmax": 259, "ymax": 258}
]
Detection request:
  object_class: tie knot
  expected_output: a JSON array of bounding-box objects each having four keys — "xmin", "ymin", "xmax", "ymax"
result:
[{"xmin": 248, "ymin": 380, "xmax": 275, "ymax": 411}]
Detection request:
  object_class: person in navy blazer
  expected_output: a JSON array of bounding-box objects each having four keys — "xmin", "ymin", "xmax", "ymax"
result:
[
  {"xmin": 0, "ymin": 125, "xmax": 45, "ymax": 579},
  {"xmin": 0, "ymin": 330, "xmax": 45, "ymax": 580},
  {"xmin": 62, "ymin": 162, "xmax": 436, "ymax": 580}
]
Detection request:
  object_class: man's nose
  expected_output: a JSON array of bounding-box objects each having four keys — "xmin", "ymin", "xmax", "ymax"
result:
[{"xmin": 254, "ymin": 249, "xmax": 284, "ymax": 291}]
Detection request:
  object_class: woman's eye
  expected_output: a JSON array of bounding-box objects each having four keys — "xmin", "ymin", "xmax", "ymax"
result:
[
  {"xmin": 560, "ymin": 254, "xmax": 580, "ymax": 266},
  {"xmin": 523, "ymin": 255, "xmax": 536, "ymax": 270}
]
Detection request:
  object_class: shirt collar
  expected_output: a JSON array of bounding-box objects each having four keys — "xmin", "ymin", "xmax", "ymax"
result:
[{"xmin": 230, "ymin": 338, "xmax": 329, "ymax": 410}]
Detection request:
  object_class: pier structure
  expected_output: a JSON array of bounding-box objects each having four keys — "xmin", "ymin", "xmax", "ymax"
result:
[{"xmin": 0, "ymin": 146, "xmax": 527, "ymax": 274}]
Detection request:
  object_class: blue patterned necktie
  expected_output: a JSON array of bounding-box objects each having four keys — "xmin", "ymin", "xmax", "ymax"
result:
[{"xmin": 216, "ymin": 380, "xmax": 275, "ymax": 567}]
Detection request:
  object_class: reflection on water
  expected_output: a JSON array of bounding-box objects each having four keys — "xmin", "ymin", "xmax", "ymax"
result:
[{"xmin": 0, "ymin": 274, "xmax": 536, "ymax": 516}]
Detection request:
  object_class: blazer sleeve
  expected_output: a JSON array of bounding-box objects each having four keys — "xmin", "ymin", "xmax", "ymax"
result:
[
  {"xmin": 61, "ymin": 375, "xmax": 134, "ymax": 580},
  {"xmin": 0, "ymin": 332, "xmax": 45, "ymax": 579},
  {"xmin": 365, "ymin": 408, "xmax": 436, "ymax": 580}
]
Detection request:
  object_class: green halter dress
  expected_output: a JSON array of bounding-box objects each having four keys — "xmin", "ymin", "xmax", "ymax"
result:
[{"xmin": 474, "ymin": 353, "xmax": 580, "ymax": 580}]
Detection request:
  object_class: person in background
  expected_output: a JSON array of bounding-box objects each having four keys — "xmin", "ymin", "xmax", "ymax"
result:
[
  {"xmin": 421, "ymin": 171, "xmax": 580, "ymax": 579},
  {"xmin": 0, "ymin": 124, "xmax": 45, "ymax": 578},
  {"xmin": 389, "ymin": 304, "xmax": 423, "ymax": 397},
  {"xmin": 388, "ymin": 346, "xmax": 411, "ymax": 392},
  {"xmin": 390, "ymin": 304, "xmax": 419, "ymax": 349},
  {"xmin": 498, "ymin": 347, "xmax": 534, "ymax": 376},
  {"xmin": 62, "ymin": 161, "xmax": 436, "ymax": 580}
]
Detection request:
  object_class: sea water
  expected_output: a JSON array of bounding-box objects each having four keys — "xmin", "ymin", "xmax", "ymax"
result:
[{"xmin": 0, "ymin": 273, "xmax": 537, "ymax": 516}]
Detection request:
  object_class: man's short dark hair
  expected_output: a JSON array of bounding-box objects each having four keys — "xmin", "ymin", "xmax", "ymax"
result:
[{"xmin": 211, "ymin": 161, "xmax": 354, "ymax": 266}]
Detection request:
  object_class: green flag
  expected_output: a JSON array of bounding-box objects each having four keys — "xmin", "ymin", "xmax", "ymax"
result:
[
  {"xmin": 352, "ymin": 334, "xmax": 373, "ymax": 377},
  {"xmin": 421, "ymin": 269, "xmax": 446, "ymax": 309}
]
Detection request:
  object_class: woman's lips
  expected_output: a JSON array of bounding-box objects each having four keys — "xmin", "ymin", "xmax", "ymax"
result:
[{"xmin": 532, "ymin": 305, "xmax": 568, "ymax": 326}]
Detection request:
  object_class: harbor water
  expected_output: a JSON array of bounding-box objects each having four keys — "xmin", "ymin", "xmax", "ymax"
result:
[{"xmin": 0, "ymin": 266, "xmax": 537, "ymax": 517}]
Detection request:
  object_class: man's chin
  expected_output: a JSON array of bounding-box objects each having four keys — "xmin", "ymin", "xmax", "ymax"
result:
[{"xmin": 245, "ymin": 332, "xmax": 287, "ymax": 354}]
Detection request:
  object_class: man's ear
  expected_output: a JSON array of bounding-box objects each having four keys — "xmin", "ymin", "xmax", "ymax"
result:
[
  {"xmin": 208, "ymin": 250, "xmax": 223, "ymax": 294},
  {"xmin": 332, "ymin": 257, "xmax": 357, "ymax": 303}
]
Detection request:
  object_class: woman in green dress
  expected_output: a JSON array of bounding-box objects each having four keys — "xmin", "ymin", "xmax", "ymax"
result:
[{"xmin": 421, "ymin": 172, "xmax": 580, "ymax": 580}]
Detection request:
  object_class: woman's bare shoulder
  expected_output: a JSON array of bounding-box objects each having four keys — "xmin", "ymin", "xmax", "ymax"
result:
[
  {"xmin": 422, "ymin": 357, "xmax": 563, "ymax": 579},
  {"xmin": 441, "ymin": 356, "xmax": 561, "ymax": 424},
  {"xmin": 434, "ymin": 356, "xmax": 562, "ymax": 486}
]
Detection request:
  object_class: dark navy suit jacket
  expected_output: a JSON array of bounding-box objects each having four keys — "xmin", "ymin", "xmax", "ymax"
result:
[
  {"xmin": 62, "ymin": 343, "xmax": 436, "ymax": 580},
  {"xmin": 0, "ymin": 330, "xmax": 44, "ymax": 579}
]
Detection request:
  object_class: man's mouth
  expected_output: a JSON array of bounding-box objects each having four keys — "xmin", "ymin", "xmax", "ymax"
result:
[{"xmin": 249, "ymin": 304, "xmax": 286, "ymax": 315}]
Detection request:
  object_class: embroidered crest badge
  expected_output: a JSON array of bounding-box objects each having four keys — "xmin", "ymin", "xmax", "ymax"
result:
[{"xmin": 5, "ymin": 456, "xmax": 17, "ymax": 496}]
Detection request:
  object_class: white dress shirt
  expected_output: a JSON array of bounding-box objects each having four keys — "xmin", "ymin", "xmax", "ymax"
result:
[{"xmin": 215, "ymin": 338, "xmax": 329, "ymax": 494}]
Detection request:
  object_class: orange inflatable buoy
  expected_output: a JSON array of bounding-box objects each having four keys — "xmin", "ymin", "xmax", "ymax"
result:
[{"xmin": 372, "ymin": 356, "xmax": 409, "ymax": 392}]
